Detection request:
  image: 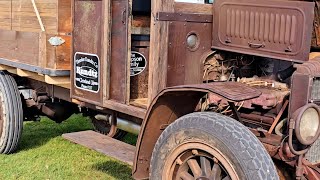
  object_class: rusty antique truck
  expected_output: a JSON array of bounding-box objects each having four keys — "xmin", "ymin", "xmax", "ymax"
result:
[{"xmin": 0, "ymin": 0, "xmax": 320, "ymax": 179}]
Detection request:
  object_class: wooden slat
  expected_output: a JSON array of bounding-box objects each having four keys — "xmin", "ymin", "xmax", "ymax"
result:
[
  {"xmin": 0, "ymin": 64, "xmax": 16, "ymax": 74},
  {"xmin": 310, "ymin": 52, "xmax": 320, "ymax": 60},
  {"xmin": 148, "ymin": 0, "xmax": 175, "ymax": 104},
  {"xmin": 130, "ymin": 98, "xmax": 148, "ymax": 109},
  {"xmin": 17, "ymin": 68, "xmax": 70, "ymax": 89},
  {"xmin": 0, "ymin": 0, "xmax": 72, "ymax": 74},
  {"xmin": 0, "ymin": 1, "xmax": 11, "ymax": 30},
  {"xmin": 62, "ymin": 130, "xmax": 135, "ymax": 166},
  {"xmin": 58, "ymin": 0, "xmax": 72, "ymax": 33},
  {"xmin": 102, "ymin": 0, "xmax": 112, "ymax": 102},
  {"xmin": 0, "ymin": 31, "xmax": 40, "ymax": 66},
  {"xmin": 174, "ymin": 2, "xmax": 213, "ymax": 14},
  {"xmin": 11, "ymin": 0, "xmax": 58, "ymax": 33}
]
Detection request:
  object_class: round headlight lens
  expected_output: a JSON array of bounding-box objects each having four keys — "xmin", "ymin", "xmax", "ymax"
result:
[
  {"xmin": 295, "ymin": 104, "xmax": 320, "ymax": 145},
  {"xmin": 300, "ymin": 108, "xmax": 320, "ymax": 141}
]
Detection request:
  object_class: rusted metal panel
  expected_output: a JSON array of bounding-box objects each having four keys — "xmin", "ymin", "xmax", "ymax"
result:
[
  {"xmin": 289, "ymin": 74, "xmax": 312, "ymax": 117},
  {"xmin": 133, "ymin": 91, "xmax": 204, "ymax": 179},
  {"xmin": 109, "ymin": 0, "xmax": 129, "ymax": 103},
  {"xmin": 71, "ymin": 0, "xmax": 104, "ymax": 105},
  {"xmin": 312, "ymin": 1, "xmax": 320, "ymax": 48},
  {"xmin": 167, "ymin": 21, "xmax": 212, "ymax": 86},
  {"xmin": 157, "ymin": 12, "xmax": 212, "ymax": 23},
  {"xmin": 170, "ymin": 82, "xmax": 261, "ymax": 102},
  {"xmin": 212, "ymin": 0, "xmax": 315, "ymax": 63},
  {"xmin": 289, "ymin": 58, "xmax": 320, "ymax": 116}
]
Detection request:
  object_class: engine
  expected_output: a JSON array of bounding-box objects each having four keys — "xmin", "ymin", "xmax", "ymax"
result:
[{"xmin": 202, "ymin": 52, "xmax": 292, "ymax": 133}]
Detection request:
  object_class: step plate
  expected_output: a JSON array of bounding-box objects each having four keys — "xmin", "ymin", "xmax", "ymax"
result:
[{"xmin": 62, "ymin": 130, "xmax": 135, "ymax": 166}]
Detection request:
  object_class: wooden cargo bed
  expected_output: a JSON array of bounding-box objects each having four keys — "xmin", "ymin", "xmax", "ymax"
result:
[{"xmin": 0, "ymin": 0, "xmax": 72, "ymax": 77}]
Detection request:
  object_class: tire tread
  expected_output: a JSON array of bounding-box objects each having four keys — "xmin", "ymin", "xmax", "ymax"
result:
[{"xmin": 150, "ymin": 112, "xmax": 279, "ymax": 180}]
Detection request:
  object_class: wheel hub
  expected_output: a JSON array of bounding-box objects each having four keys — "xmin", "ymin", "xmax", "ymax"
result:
[
  {"xmin": 163, "ymin": 142, "xmax": 239, "ymax": 180},
  {"xmin": 196, "ymin": 177, "xmax": 210, "ymax": 180}
]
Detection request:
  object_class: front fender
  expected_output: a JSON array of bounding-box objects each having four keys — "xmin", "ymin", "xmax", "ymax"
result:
[{"xmin": 132, "ymin": 82, "xmax": 261, "ymax": 179}]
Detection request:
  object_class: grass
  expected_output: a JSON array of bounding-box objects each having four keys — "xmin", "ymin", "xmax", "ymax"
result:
[{"xmin": 0, "ymin": 114, "xmax": 137, "ymax": 180}]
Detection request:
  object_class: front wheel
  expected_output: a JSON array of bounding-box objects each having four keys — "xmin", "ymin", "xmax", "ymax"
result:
[{"xmin": 150, "ymin": 112, "xmax": 279, "ymax": 180}]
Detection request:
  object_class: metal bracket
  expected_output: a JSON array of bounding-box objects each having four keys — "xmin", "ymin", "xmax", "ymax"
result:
[
  {"xmin": 228, "ymin": 101, "xmax": 243, "ymax": 124},
  {"xmin": 156, "ymin": 12, "xmax": 213, "ymax": 23},
  {"xmin": 48, "ymin": 36, "xmax": 66, "ymax": 46}
]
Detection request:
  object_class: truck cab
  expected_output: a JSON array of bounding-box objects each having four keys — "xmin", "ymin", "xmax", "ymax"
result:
[{"xmin": 0, "ymin": 0, "xmax": 319, "ymax": 179}]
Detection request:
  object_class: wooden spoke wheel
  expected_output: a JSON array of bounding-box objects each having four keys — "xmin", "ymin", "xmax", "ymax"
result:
[{"xmin": 163, "ymin": 142, "xmax": 238, "ymax": 180}]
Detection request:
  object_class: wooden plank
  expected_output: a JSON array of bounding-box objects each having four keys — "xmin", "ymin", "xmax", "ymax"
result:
[
  {"xmin": 62, "ymin": 130, "xmax": 135, "ymax": 166},
  {"xmin": 0, "ymin": 30, "xmax": 41, "ymax": 66},
  {"xmin": 174, "ymin": 2, "xmax": 213, "ymax": 14},
  {"xmin": 148, "ymin": 0, "xmax": 174, "ymax": 104},
  {"xmin": 11, "ymin": 0, "xmax": 58, "ymax": 33},
  {"xmin": 102, "ymin": 0, "xmax": 112, "ymax": 103},
  {"xmin": 0, "ymin": 0, "xmax": 12, "ymax": 30},
  {"xmin": 58, "ymin": 0, "xmax": 72, "ymax": 33},
  {"xmin": 45, "ymin": 75, "xmax": 69, "ymax": 84},
  {"xmin": 109, "ymin": 0, "xmax": 130, "ymax": 103},
  {"xmin": 45, "ymin": 75, "xmax": 70, "ymax": 89},
  {"xmin": 45, "ymin": 34, "xmax": 71, "ymax": 70},
  {"xmin": 127, "ymin": 0, "xmax": 132, "ymax": 104},
  {"xmin": 310, "ymin": 52, "xmax": 320, "ymax": 60},
  {"xmin": 17, "ymin": 68, "xmax": 45, "ymax": 82},
  {"xmin": 130, "ymin": 98, "xmax": 148, "ymax": 109},
  {"xmin": 0, "ymin": 64, "xmax": 16, "ymax": 74},
  {"xmin": 17, "ymin": 68, "xmax": 70, "ymax": 89},
  {"xmin": 39, "ymin": 32, "xmax": 47, "ymax": 68}
]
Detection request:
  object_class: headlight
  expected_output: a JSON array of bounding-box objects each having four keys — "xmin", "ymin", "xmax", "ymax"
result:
[{"xmin": 294, "ymin": 104, "xmax": 320, "ymax": 145}]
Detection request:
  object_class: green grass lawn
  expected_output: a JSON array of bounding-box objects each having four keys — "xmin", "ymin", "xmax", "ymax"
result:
[{"xmin": 0, "ymin": 114, "xmax": 136, "ymax": 180}]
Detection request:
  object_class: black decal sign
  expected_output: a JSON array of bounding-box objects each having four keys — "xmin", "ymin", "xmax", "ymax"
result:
[
  {"xmin": 74, "ymin": 52, "xmax": 100, "ymax": 93},
  {"xmin": 130, "ymin": 51, "xmax": 147, "ymax": 76}
]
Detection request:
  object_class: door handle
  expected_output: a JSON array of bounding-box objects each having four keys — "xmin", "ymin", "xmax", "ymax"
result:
[
  {"xmin": 248, "ymin": 42, "xmax": 265, "ymax": 48},
  {"xmin": 122, "ymin": 8, "xmax": 126, "ymax": 25}
]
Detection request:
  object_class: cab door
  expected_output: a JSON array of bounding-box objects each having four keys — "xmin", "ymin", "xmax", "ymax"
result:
[{"xmin": 71, "ymin": 0, "xmax": 130, "ymax": 106}]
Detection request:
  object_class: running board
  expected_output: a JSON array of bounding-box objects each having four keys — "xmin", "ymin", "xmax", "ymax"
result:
[{"xmin": 62, "ymin": 130, "xmax": 135, "ymax": 166}]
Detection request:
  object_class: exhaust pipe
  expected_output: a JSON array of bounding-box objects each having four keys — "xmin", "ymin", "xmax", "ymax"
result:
[{"xmin": 95, "ymin": 114, "xmax": 141, "ymax": 135}]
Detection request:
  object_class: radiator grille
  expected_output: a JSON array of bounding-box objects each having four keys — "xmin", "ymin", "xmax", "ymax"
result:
[
  {"xmin": 311, "ymin": 78, "xmax": 320, "ymax": 101},
  {"xmin": 306, "ymin": 138, "xmax": 320, "ymax": 164}
]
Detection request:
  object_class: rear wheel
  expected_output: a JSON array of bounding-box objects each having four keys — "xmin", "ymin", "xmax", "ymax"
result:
[
  {"xmin": 150, "ymin": 112, "xmax": 279, "ymax": 180},
  {"xmin": 91, "ymin": 116, "xmax": 127, "ymax": 140},
  {"xmin": 0, "ymin": 72, "xmax": 23, "ymax": 154}
]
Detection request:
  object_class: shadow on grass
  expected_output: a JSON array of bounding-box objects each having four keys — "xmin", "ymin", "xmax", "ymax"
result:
[
  {"xmin": 92, "ymin": 161, "xmax": 134, "ymax": 180},
  {"xmin": 18, "ymin": 114, "xmax": 93, "ymax": 151},
  {"xmin": 122, "ymin": 133, "xmax": 138, "ymax": 146}
]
